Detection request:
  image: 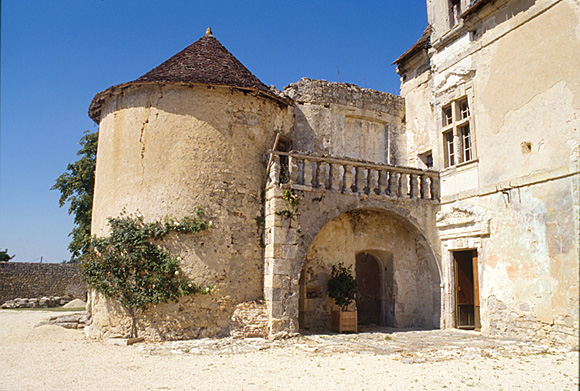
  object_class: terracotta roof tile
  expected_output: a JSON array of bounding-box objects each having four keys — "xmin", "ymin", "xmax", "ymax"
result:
[
  {"xmin": 88, "ymin": 30, "xmax": 284, "ymax": 123},
  {"xmin": 134, "ymin": 31, "xmax": 269, "ymax": 91}
]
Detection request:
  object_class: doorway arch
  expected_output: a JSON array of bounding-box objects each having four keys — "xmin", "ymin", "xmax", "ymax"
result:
[{"xmin": 298, "ymin": 208, "xmax": 441, "ymax": 332}]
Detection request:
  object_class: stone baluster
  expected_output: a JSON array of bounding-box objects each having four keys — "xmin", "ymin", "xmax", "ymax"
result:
[
  {"xmin": 269, "ymin": 154, "xmax": 280, "ymax": 186},
  {"xmin": 399, "ymin": 172, "xmax": 409, "ymax": 198},
  {"xmin": 289, "ymin": 155, "xmax": 300, "ymax": 184},
  {"xmin": 354, "ymin": 166, "xmax": 364, "ymax": 195},
  {"xmin": 317, "ymin": 162, "xmax": 328, "ymax": 189},
  {"xmin": 377, "ymin": 170, "xmax": 387, "ymax": 196},
  {"xmin": 430, "ymin": 175, "xmax": 440, "ymax": 201},
  {"xmin": 369, "ymin": 169, "xmax": 379, "ymax": 195},
  {"xmin": 303, "ymin": 159, "xmax": 313, "ymax": 189},
  {"xmin": 330, "ymin": 163, "xmax": 342, "ymax": 192},
  {"xmin": 343, "ymin": 165, "xmax": 354, "ymax": 194},
  {"xmin": 420, "ymin": 174, "xmax": 429, "ymax": 199},
  {"xmin": 409, "ymin": 173, "xmax": 419, "ymax": 199},
  {"xmin": 388, "ymin": 171, "xmax": 399, "ymax": 197}
]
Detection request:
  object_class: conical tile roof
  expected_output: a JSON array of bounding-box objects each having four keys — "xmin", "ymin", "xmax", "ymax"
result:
[
  {"xmin": 89, "ymin": 29, "xmax": 285, "ymax": 122},
  {"xmin": 134, "ymin": 30, "xmax": 270, "ymax": 91}
]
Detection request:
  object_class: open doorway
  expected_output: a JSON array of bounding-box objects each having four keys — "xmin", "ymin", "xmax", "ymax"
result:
[
  {"xmin": 453, "ymin": 250, "xmax": 480, "ymax": 330},
  {"xmin": 355, "ymin": 252, "xmax": 382, "ymax": 326}
]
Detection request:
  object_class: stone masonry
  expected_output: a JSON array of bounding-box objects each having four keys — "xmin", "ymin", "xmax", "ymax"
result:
[{"xmin": 0, "ymin": 262, "xmax": 86, "ymax": 306}]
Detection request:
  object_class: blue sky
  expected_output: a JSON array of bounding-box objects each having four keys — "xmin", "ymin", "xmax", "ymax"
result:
[{"xmin": 0, "ymin": 1, "xmax": 428, "ymax": 262}]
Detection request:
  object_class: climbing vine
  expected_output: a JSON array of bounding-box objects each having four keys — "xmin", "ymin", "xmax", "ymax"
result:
[
  {"xmin": 276, "ymin": 189, "xmax": 301, "ymax": 220},
  {"xmin": 81, "ymin": 207, "xmax": 212, "ymax": 338}
]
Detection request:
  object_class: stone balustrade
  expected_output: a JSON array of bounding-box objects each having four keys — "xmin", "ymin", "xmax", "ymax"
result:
[{"xmin": 268, "ymin": 151, "xmax": 440, "ymax": 201}]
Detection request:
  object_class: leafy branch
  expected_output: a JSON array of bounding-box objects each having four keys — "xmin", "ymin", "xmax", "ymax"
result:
[{"xmin": 81, "ymin": 208, "xmax": 212, "ymax": 338}]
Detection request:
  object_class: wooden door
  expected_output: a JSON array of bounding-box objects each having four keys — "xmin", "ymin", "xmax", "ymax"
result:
[
  {"xmin": 454, "ymin": 250, "xmax": 480, "ymax": 329},
  {"xmin": 355, "ymin": 253, "xmax": 381, "ymax": 325}
]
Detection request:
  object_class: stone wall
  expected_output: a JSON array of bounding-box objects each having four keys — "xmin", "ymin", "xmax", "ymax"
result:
[
  {"xmin": 0, "ymin": 262, "xmax": 86, "ymax": 305},
  {"xmin": 283, "ymin": 79, "xmax": 407, "ymax": 166},
  {"xmin": 88, "ymin": 84, "xmax": 293, "ymax": 341}
]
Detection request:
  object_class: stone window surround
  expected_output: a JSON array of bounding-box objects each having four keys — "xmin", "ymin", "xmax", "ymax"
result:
[{"xmin": 439, "ymin": 87, "xmax": 477, "ymax": 170}]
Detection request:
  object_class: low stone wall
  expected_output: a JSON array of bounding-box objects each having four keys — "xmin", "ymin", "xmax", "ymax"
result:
[{"xmin": 0, "ymin": 262, "xmax": 87, "ymax": 305}]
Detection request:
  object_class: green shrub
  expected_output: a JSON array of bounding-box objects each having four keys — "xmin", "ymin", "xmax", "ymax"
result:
[
  {"xmin": 81, "ymin": 208, "xmax": 212, "ymax": 338},
  {"xmin": 327, "ymin": 263, "xmax": 358, "ymax": 311}
]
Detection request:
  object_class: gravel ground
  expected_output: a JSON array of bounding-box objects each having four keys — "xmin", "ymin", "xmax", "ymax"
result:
[{"xmin": 0, "ymin": 310, "xmax": 578, "ymax": 390}]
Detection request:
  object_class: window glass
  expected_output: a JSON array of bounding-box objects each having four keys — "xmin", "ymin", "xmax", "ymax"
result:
[
  {"xmin": 444, "ymin": 131, "xmax": 455, "ymax": 167},
  {"xmin": 443, "ymin": 106, "xmax": 453, "ymax": 127},
  {"xmin": 458, "ymin": 99, "xmax": 470, "ymax": 121}
]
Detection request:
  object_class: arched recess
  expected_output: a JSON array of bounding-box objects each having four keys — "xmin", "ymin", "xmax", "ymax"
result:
[{"xmin": 298, "ymin": 208, "xmax": 441, "ymax": 331}]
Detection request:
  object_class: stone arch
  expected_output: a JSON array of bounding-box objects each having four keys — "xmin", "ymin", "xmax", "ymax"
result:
[{"xmin": 298, "ymin": 207, "xmax": 441, "ymax": 331}]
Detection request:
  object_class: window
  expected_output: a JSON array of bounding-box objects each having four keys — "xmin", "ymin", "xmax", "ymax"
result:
[
  {"xmin": 418, "ymin": 150, "xmax": 434, "ymax": 169},
  {"xmin": 442, "ymin": 98, "xmax": 474, "ymax": 168},
  {"xmin": 450, "ymin": 0, "xmax": 462, "ymax": 28},
  {"xmin": 444, "ymin": 131, "xmax": 455, "ymax": 167}
]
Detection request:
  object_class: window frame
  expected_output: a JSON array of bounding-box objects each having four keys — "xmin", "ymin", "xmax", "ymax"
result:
[{"xmin": 441, "ymin": 97, "xmax": 474, "ymax": 168}]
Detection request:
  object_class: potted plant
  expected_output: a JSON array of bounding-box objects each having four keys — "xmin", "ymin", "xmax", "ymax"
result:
[{"xmin": 327, "ymin": 263, "xmax": 358, "ymax": 333}]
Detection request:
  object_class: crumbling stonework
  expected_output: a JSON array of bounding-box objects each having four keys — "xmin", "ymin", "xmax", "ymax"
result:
[
  {"xmin": 229, "ymin": 301, "xmax": 268, "ymax": 338},
  {"xmin": 284, "ymin": 79, "xmax": 407, "ymax": 165}
]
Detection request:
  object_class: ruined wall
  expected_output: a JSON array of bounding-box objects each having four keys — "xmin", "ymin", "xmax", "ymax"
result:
[
  {"xmin": 401, "ymin": 0, "xmax": 580, "ymax": 347},
  {"xmin": 283, "ymin": 79, "xmax": 407, "ymax": 165},
  {"xmin": 89, "ymin": 84, "xmax": 292, "ymax": 340},
  {"xmin": 0, "ymin": 262, "xmax": 86, "ymax": 305},
  {"xmin": 300, "ymin": 210, "xmax": 441, "ymax": 331}
]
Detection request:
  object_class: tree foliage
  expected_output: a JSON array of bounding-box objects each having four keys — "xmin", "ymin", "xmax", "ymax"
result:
[
  {"xmin": 327, "ymin": 263, "xmax": 358, "ymax": 311},
  {"xmin": 81, "ymin": 208, "xmax": 211, "ymax": 338},
  {"xmin": 0, "ymin": 249, "xmax": 15, "ymax": 262},
  {"xmin": 52, "ymin": 131, "xmax": 98, "ymax": 261}
]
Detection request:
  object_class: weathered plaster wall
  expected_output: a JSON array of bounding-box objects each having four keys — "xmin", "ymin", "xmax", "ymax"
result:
[
  {"xmin": 89, "ymin": 84, "xmax": 292, "ymax": 340},
  {"xmin": 284, "ymin": 79, "xmax": 407, "ymax": 165},
  {"xmin": 474, "ymin": 0, "xmax": 580, "ymax": 187},
  {"xmin": 400, "ymin": 70, "xmax": 438, "ymax": 170},
  {"xmin": 402, "ymin": 0, "xmax": 579, "ymax": 347},
  {"xmin": 300, "ymin": 210, "xmax": 441, "ymax": 331}
]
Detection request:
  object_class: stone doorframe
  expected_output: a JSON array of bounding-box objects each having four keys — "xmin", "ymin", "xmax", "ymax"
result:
[
  {"xmin": 436, "ymin": 202, "xmax": 492, "ymax": 329},
  {"xmin": 263, "ymin": 152, "xmax": 443, "ymax": 337}
]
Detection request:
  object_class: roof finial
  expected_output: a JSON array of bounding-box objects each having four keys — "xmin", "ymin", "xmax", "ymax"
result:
[{"xmin": 205, "ymin": 27, "xmax": 213, "ymax": 37}]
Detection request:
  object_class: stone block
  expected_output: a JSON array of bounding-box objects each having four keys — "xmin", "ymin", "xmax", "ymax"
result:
[
  {"xmin": 269, "ymin": 317, "xmax": 291, "ymax": 334},
  {"xmin": 264, "ymin": 274, "xmax": 288, "ymax": 289},
  {"xmin": 265, "ymin": 213, "xmax": 282, "ymax": 228},
  {"xmin": 271, "ymin": 227, "xmax": 298, "ymax": 245},
  {"xmin": 264, "ymin": 244, "xmax": 283, "ymax": 259},
  {"xmin": 264, "ymin": 287, "xmax": 282, "ymax": 302},
  {"xmin": 265, "ymin": 258, "xmax": 294, "ymax": 275}
]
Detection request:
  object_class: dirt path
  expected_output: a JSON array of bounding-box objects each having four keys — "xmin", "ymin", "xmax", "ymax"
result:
[{"xmin": 0, "ymin": 310, "xmax": 577, "ymax": 390}]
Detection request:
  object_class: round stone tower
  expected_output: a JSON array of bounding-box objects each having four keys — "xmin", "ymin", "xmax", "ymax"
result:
[{"xmin": 86, "ymin": 29, "xmax": 292, "ymax": 340}]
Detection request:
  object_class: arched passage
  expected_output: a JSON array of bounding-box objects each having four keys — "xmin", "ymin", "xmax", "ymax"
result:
[{"xmin": 299, "ymin": 208, "xmax": 441, "ymax": 332}]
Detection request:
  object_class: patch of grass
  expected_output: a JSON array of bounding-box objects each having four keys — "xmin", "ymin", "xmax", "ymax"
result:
[
  {"xmin": 4, "ymin": 307, "xmax": 85, "ymax": 312},
  {"xmin": 384, "ymin": 335, "xmax": 392, "ymax": 341}
]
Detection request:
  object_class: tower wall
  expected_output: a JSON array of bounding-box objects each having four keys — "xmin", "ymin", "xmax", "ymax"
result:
[{"xmin": 88, "ymin": 84, "xmax": 292, "ymax": 340}]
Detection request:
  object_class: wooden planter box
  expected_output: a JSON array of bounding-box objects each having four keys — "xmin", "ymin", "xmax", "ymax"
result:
[{"xmin": 331, "ymin": 310, "xmax": 358, "ymax": 333}]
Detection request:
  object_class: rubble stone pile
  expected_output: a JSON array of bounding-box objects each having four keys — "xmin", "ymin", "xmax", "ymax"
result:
[{"xmin": 1, "ymin": 296, "xmax": 75, "ymax": 309}]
